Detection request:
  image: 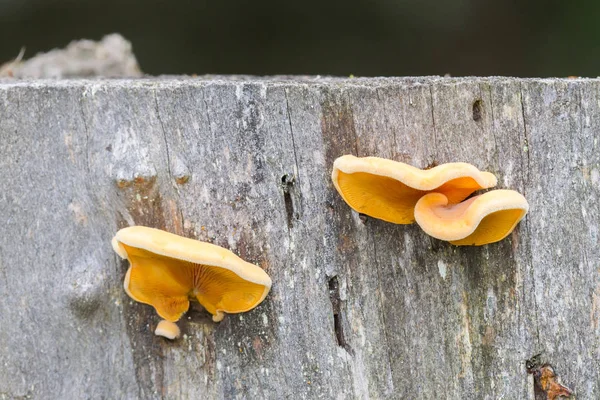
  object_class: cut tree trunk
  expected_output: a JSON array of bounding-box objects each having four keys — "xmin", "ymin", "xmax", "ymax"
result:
[{"xmin": 1, "ymin": 77, "xmax": 598, "ymax": 399}]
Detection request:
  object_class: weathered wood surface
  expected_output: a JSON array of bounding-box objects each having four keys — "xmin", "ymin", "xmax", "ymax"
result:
[{"xmin": 0, "ymin": 77, "xmax": 598, "ymax": 399}]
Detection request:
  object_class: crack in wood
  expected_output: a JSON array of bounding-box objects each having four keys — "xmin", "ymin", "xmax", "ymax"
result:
[
  {"xmin": 154, "ymin": 90, "xmax": 172, "ymax": 179},
  {"xmin": 328, "ymin": 275, "xmax": 352, "ymax": 355},
  {"xmin": 472, "ymin": 99, "xmax": 483, "ymax": 122},
  {"xmin": 281, "ymin": 173, "xmax": 296, "ymax": 229},
  {"xmin": 78, "ymin": 88, "xmax": 91, "ymax": 175}
]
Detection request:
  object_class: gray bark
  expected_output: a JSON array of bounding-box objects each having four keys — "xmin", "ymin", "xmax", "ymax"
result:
[{"xmin": 0, "ymin": 77, "xmax": 598, "ymax": 399}]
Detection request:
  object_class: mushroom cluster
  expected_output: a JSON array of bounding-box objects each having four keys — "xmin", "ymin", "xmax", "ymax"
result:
[
  {"xmin": 332, "ymin": 155, "xmax": 528, "ymax": 246},
  {"xmin": 112, "ymin": 226, "xmax": 272, "ymax": 338}
]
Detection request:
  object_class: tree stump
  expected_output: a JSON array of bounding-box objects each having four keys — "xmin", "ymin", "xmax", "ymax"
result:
[{"xmin": 1, "ymin": 77, "xmax": 597, "ymax": 399}]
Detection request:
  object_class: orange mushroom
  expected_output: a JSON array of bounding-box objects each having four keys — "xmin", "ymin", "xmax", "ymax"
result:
[
  {"xmin": 414, "ymin": 189, "xmax": 529, "ymax": 246},
  {"xmin": 331, "ymin": 155, "xmax": 497, "ymax": 224},
  {"xmin": 112, "ymin": 226, "xmax": 272, "ymax": 322}
]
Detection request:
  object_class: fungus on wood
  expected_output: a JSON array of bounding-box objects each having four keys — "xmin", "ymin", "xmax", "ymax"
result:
[
  {"xmin": 155, "ymin": 319, "xmax": 181, "ymax": 340},
  {"xmin": 112, "ymin": 226, "xmax": 272, "ymax": 324},
  {"xmin": 331, "ymin": 155, "xmax": 497, "ymax": 224},
  {"xmin": 414, "ymin": 189, "xmax": 529, "ymax": 245}
]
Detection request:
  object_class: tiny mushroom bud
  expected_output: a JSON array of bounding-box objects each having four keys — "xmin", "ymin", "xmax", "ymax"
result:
[
  {"xmin": 331, "ymin": 155, "xmax": 497, "ymax": 224},
  {"xmin": 414, "ymin": 189, "xmax": 529, "ymax": 246},
  {"xmin": 112, "ymin": 226, "xmax": 272, "ymax": 323},
  {"xmin": 155, "ymin": 320, "xmax": 181, "ymax": 340}
]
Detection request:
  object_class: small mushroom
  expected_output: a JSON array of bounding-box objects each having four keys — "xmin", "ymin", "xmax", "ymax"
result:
[
  {"xmin": 331, "ymin": 155, "xmax": 497, "ymax": 224},
  {"xmin": 112, "ymin": 226, "xmax": 272, "ymax": 322},
  {"xmin": 155, "ymin": 319, "xmax": 181, "ymax": 340},
  {"xmin": 414, "ymin": 189, "xmax": 529, "ymax": 246}
]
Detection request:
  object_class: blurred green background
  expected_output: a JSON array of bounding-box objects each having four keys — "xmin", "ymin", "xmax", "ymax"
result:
[{"xmin": 0, "ymin": 0, "xmax": 597, "ymax": 77}]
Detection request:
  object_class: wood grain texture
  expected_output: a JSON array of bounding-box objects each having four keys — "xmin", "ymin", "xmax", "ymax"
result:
[{"xmin": 0, "ymin": 77, "xmax": 598, "ymax": 399}]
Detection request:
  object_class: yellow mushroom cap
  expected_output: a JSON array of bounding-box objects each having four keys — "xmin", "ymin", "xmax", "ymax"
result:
[
  {"xmin": 112, "ymin": 226, "xmax": 272, "ymax": 322},
  {"xmin": 414, "ymin": 189, "xmax": 529, "ymax": 246},
  {"xmin": 331, "ymin": 155, "xmax": 497, "ymax": 224},
  {"xmin": 155, "ymin": 320, "xmax": 181, "ymax": 340}
]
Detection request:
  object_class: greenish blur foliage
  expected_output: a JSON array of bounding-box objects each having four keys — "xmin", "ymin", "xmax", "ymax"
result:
[{"xmin": 0, "ymin": 0, "xmax": 598, "ymax": 77}]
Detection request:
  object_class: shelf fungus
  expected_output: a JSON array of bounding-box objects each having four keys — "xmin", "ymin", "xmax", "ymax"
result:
[
  {"xmin": 414, "ymin": 189, "xmax": 529, "ymax": 246},
  {"xmin": 112, "ymin": 226, "xmax": 272, "ymax": 324},
  {"xmin": 331, "ymin": 155, "xmax": 497, "ymax": 224}
]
